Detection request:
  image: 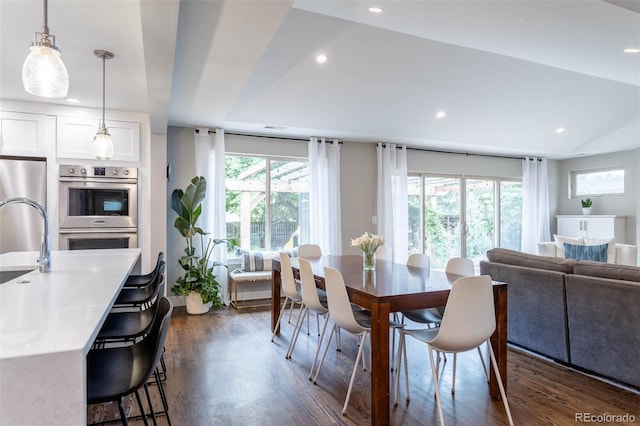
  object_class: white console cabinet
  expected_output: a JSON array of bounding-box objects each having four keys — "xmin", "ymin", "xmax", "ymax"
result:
[
  {"xmin": 556, "ymin": 215, "xmax": 626, "ymax": 243},
  {"xmin": 57, "ymin": 116, "xmax": 140, "ymax": 161},
  {"xmin": 0, "ymin": 111, "xmax": 47, "ymax": 156}
]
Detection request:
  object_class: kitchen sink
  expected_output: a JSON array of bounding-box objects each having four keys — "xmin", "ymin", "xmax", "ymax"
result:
[{"xmin": 0, "ymin": 269, "xmax": 35, "ymax": 284}]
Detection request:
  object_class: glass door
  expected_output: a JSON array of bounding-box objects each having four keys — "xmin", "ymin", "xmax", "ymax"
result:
[
  {"xmin": 423, "ymin": 176, "xmax": 462, "ymax": 270},
  {"xmin": 464, "ymin": 179, "xmax": 496, "ymax": 268}
]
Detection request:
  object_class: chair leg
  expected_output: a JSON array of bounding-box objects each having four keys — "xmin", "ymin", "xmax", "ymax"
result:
[
  {"xmin": 134, "ymin": 390, "xmax": 149, "ymax": 426},
  {"xmin": 477, "ymin": 345, "xmax": 489, "ymax": 383},
  {"xmin": 428, "ymin": 347, "xmax": 446, "ymax": 426},
  {"xmin": 342, "ymin": 333, "xmax": 368, "ymax": 415},
  {"xmin": 313, "ymin": 324, "xmax": 336, "ymax": 384},
  {"xmin": 117, "ymin": 397, "xmax": 129, "ymax": 426},
  {"xmin": 394, "ymin": 330, "xmax": 409, "ymax": 405},
  {"xmin": 451, "ymin": 353, "xmax": 457, "ymax": 394},
  {"xmin": 143, "ymin": 384, "xmax": 158, "ymax": 426},
  {"xmin": 309, "ymin": 313, "xmax": 331, "ymax": 380},
  {"xmin": 286, "ymin": 306, "xmax": 308, "ymax": 359},
  {"xmin": 271, "ymin": 297, "xmax": 291, "ymax": 341},
  {"xmin": 487, "ymin": 340, "xmax": 514, "ymax": 426}
]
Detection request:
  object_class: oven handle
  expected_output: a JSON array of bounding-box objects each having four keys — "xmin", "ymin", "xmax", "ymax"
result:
[
  {"xmin": 58, "ymin": 177, "xmax": 137, "ymax": 184},
  {"xmin": 59, "ymin": 228, "xmax": 137, "ymax": 234}
]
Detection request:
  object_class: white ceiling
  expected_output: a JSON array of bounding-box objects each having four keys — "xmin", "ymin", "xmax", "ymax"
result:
[{"xmin": 1, "ymin": 0, "xmax": 639, "ymax": 159}]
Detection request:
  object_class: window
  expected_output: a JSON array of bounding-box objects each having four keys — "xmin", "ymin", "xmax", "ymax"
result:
[
  {"xmin": 409, "ymin": 174, "xmax": 522, "ymax": 269},
  {"xmin": 225, "ymin": 155, "xmax": 309, "ymax": 251},
  {"xmin": 570, "ymin": 167, "xmax": 624, "ymax": 198}
]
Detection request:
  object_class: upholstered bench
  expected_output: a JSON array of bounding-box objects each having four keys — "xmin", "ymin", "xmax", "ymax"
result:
[
  {"xmin": 229, "ymin": 249, "xmax": 296, "ymax": 309},
  {"xmin": 229, "ymin": 269, "xmax": 273, "ymax": 309}
]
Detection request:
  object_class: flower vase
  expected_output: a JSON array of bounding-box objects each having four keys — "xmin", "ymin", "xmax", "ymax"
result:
[{"xmin": 363, "ymin": 251, "xmax": 376, "ymax": 271}]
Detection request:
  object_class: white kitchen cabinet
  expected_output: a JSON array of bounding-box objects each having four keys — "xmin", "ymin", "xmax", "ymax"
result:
[
  {"xmin": 57, "ymin": 116, "xmax": 140, "ymax": 162},
  {"xmin": 0, "ymin": 111, "xmax": 47, "ymax": 156},
  {"xmin": 556, "ymin": 215, "xmax": 626, "ymax": 243}
]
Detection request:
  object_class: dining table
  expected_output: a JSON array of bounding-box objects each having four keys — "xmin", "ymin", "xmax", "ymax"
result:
[{"xmin": 271, "ymin": 254, "xmax": 508, "ymax": 426}]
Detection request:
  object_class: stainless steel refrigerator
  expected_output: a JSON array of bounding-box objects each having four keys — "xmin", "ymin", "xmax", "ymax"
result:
[{"xmin": 0, "ymin": 156, "xmax": 47, "ymax": 254}]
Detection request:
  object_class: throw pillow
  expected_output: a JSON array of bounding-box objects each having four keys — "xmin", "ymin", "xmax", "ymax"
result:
[
  {"xmin": 563, "ymin": 243, "xmax": 609, "ymax": 262},
  {"xmin": 240, "ymin": 250, "xmax": 273, "ymax": 272},
  {"xmin": 553, "ymin": 235, "xmax": 585, "ymax": 258},
  {"xmin": 584, "ymin": 237, "xmax": 616, "ymax": 264}
]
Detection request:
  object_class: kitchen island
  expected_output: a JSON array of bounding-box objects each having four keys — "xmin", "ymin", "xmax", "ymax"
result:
[{"xmin": 0, "ymin": 249, "xmax": 141, "ymax": 425}]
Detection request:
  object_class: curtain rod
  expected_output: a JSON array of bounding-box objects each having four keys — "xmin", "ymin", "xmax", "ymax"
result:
[
  {"xmin": 194, "ymin": 128, "xmax": 534, "ymax": 159},
  {"xmin": 200, "ymin": 129, "xmax": 342, "ymax": 144},
  {"xmin": 406, "ymin": 146, "xmax": 531, "ymax": 161}
]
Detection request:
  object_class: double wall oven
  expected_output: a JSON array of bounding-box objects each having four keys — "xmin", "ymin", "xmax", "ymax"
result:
[{"xmin": 58, "ymin": 164, "xmax": 138, "ymax": 250}]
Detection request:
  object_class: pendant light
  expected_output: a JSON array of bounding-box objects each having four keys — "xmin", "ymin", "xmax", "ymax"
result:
[
  {"xmin": 93, "ymin": 49, "xmax": 114, "ymax": 160},
  {"xmin": 22, "ymin": 0, "xmax": 69, "ymax": 98}
]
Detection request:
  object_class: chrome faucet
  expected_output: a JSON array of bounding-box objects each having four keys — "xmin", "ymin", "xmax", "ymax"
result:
[{"xmin": 0, "ymin": 197, "xmax": 51, "ymax": 272}]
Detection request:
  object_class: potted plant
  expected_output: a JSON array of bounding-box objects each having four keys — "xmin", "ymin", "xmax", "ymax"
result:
[
  {"xmin": 171, "ymin": 176, "xmax": 230, "ymax": 314},
  {"xmin": 581, "ymin": 198, "xmax": 593, "ymax": 215}
]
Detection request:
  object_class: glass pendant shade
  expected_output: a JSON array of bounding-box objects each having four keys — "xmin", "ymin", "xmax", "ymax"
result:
[
  {"xmin": 93, "ymin": 126, "xmax": 113, "ymax": 160},
  {"xmin": 22, "ymin": 44, "xmax": 69, "ymax": 98}
]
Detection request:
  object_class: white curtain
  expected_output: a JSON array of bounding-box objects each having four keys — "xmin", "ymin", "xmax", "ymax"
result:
[
  {"xmin": 194, "ymin": 128, "xmax": 229, "ymax": 303},
  {"xmin": 521, "ymin": 156, "xmax": 551, "ymax": 254},
  {"xmin": 376, "ymin": 143, "xmax": 408, "ymax": 263},
  {"xmin": 308, "ymin": 137, "xmax": 342, "ymax": 255}
]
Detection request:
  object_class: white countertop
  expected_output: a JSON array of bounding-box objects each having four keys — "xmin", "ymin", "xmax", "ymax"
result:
[{"xmin": 0, "ymin": 249, "xmax": 141, "ymax": 359}]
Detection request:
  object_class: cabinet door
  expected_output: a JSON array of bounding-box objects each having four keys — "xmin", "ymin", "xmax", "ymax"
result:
[
  {"xmin": 557, "ymin": 217, "xmax": 587, "ymax": 238},
  {"xmin": 56, "ymin": 116, "xmax": 97, "ymax": 159},
  {"xmin": 583, "ymin": 218, "xmax": 614, "ymax": 239},
  {"xmin": 0, "ymin": 111, "xmax": 47, "ymax": 156},
  {"xmin": 57, "ymin": 117, "xmax": 140, "ymax": 161}
]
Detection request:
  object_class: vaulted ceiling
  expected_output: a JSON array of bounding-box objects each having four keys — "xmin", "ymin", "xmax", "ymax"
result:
[{"xmin": 1, "ymin": 0, "xmax": 639, "ymax": 159}]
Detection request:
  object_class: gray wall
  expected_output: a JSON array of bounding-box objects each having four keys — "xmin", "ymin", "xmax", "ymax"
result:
[
  {"xmin": 555, "ymin": 149, "xmax": 638, "ymax": 244},
  {"xmin": 166, "ymin": 127, "xmax": 638, "ymax": 277},
  {"xmin": 166, "ymin": 126, "xmax": 198, "ymax": 294}
]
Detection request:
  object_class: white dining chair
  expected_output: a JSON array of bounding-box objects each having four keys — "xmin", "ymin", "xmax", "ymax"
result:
[
  {"xmin": 286, "ymin": 258, "xmax": 330, "ymax": 374},
  {"xmin": 396, "ymin": 275, "xmax": 514, "ymax": 426},
  {"xmin": 297, "ymin": 244, "xmax": 322, "ymax": 258},
  {"xmin": 270, "ymin": 252, "xmax": 305, "ymax": 350},
  {"xmin": 398, "ymin": 256, "xmax": 488, "ymax": 394},
  {"xmin": 313, "ymin": 266, "xmax": 405, "ymax": 415}
]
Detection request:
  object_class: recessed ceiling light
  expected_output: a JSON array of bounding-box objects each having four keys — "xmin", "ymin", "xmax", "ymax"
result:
[
  {"xmin": 436, "ymin": 111, "xmax": 447, "ymax": 119},
  {"xmin": 623, "ymin": 48, "xmax": 640, "ymax": 53},
  {"xmin": 368, "ymin": 7, "xmax": 384, "ymax": 13},
  {"xmin": 555, "ymin": 127, "xmax": 565, "ymax": 134},
  {"xmin": 316, "ymin": 54, "xmax": 327, "ymax": 64},
  {"xmin": 66, "ymin": 98, "xmax": 80, "ymax": 103}
]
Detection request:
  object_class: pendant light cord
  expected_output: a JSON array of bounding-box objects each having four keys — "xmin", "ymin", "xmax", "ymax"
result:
[
  {"xmin": 42, "ymin": 0, "xmax": 49, "ymax": 35},
  {"xmin": 102, "ymin": 55, "xmax": 106, "ymax": 126}
]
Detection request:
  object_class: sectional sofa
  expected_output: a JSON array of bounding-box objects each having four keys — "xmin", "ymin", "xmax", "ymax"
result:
[{"xmin": 479, "ymin": 248, "xmax": 640, "ymax": 390}]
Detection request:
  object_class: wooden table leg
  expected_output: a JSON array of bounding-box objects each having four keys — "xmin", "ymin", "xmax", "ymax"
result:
[
  {"xmin": 271, "ymin": 265, "xmax": 282, "ymax": 334},
  {"xmin": 370, "ymin": 301, "xmax": 390, "ymax": 426},
  {"xmin": 490, "ymin": 285, "xmax": 508, "ymax": 399}
]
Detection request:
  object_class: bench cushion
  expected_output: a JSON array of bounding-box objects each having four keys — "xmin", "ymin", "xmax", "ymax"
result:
[{"xmin": 229, "ymin": 269, "xmax": 272, "ymax": 283}]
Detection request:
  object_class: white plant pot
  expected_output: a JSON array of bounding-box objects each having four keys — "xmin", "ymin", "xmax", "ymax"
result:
[
  {"xmin": 185, "ymin": 291, "xmax": 211, "ymax": 315},
  {"xmin": 582, "ymin": 207, "xmax": 592, "ymax": 215}
]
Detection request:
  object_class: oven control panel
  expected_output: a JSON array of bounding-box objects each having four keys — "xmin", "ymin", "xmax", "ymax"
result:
[{"xmin": 59, "ymin": 165, "xmax": 137, "ymax": 179}]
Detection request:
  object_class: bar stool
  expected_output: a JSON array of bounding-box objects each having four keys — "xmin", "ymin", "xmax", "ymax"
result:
[
  {"xmin": 87, "ymin": 297, "xmax": 174, "ymax": 426},
  {"xmin": 113, "ymin": 262, "xmax": 165, "ymax": 310},
  {"xmin": 123, "ymin": 252, "xmax": 164, "ymax": 289}
]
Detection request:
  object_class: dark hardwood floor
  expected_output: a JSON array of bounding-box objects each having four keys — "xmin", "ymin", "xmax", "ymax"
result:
[{"xmin": 89, "ymin": 305, "xmax": 639, "ymax": 425}]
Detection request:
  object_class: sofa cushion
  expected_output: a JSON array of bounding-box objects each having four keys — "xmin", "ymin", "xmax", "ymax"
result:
[
  {"xmin": 572, "ymin": 261, "xmax": 640, "ymax": 282},
  {"xmin": 553, "ymin": 234, "xmax": 584, "ymax": 258},
  {"xmin": 486, "ymin": 248, "xmax": 577, "ymax": 273},
  {"xmin": 564, "ymin": 243, "xmax": 609, "ymax": 263}
]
